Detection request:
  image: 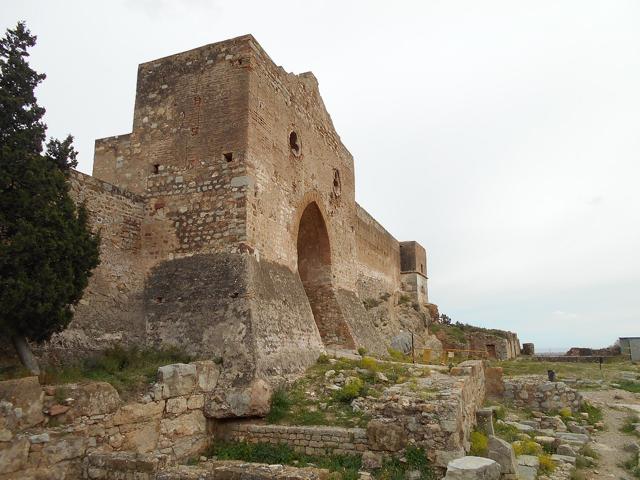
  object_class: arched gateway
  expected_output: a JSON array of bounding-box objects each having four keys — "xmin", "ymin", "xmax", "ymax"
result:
[{"xmin": 296, "ymin": 202, "xmax": 354, "ymax": 349}]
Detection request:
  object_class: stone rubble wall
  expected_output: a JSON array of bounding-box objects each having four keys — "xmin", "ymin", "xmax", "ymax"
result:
[
  {"xmin": 0, "ymin": 361, "xmax": 225, "ymax": 479},
  {"xmin": 219, "ymin": 423, "xmax": 369, "ymax": 456},
  {"xmin": 503, "ymin": 376, "xmax": 583, "ymax": 412},
  {"xmin": 83, "ymin": 453, "xmax": 328, "ymax": 480}
]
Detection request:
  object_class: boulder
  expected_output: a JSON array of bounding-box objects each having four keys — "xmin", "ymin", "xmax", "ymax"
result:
[
  {"xmin": 557, "ymin": 444, "xmax": 577, "ymax": 457},
  {"xmin": 361, "ymin": 451, "xmax": 383, "ymax": 470},
  {"xmin": 155, "ymin": 363, "xmax": 197, "ymax": 399},
  {"xmin": 0, "ymin": 376, "xmax": 44, "ymax": 429},
  {"xmin": 444, "ymin": 456, "xmax": 501, "ymax": 480},
  {"xmin": 367, "ymin": 420, "xmax": 407, "ymax": 452},
  {"xmin": 112, "ymin": 401, "xmax": 165, "ymax": 425},
  {"xmin": 390, "ymin": 331, "xmax": 412, "ymax": 355},
  {"xmin": 192, "ymin": 361, "xmax": 220, "ymax": 393},
  {"xmin": 0, "ymin": 437, "xmax": 29, "ymax": 474},
  {"xmin": 487, "ymin": 435, "xmax": 517, "ymax": 475},
  {"xmin": 64, "ymin": 382, "xmax": 121, "ymax": 417},
  {"xmin": 204, "ymin": 379, "xmax": 272, "ymax": 418},
  {"xmin": 516, "ymin": 465, "xmax": 537, "ymax": 480}
]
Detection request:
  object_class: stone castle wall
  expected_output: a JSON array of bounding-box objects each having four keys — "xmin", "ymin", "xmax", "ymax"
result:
[{"xmin": 2, "ymin": 35, "xmax": 443, "ymax": 399}]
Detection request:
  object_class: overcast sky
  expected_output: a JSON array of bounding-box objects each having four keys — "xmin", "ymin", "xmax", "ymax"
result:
[{"xmin": 4, "ymin": 1, "xmax": 639, "ymax": 351}]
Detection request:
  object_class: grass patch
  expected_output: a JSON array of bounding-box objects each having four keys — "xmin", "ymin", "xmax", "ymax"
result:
[
  {"xmin": 617, "ymin": 380, "xmax": 640, "ymax": 394},
  {"xmin": 579, "ymin": 401, "xmax": 603, "ymax": 426},
  {"xmin": 469, "ymin": 431, "xmax": 488, "ymax": 456},
  {"xmin": 538, "ymin": 454, "xmax": 556, "ymax": 474},
  {"xmin": 623, "ymin": 456, "xmax": 640, "ymax": 478},
  {"xmin": 621, "ymin": 414, "xmax": 640, "ymax": 437},
  {"xmin": 266, "ymin": 388, "xmax": 291, "ymax": 423},
  {"xmin": 40, "ymin": 345, "xmax": 191, "ymax": 399},
  {"xmin": 513, "ymin": 440, "xmax": 543, "ymax": 457},
  {"xmin": 208, "ymin": 442, "xmax": 436, "ymax": 480},
  {"xmin": 496, "ymin": 357, "xmax": 639, "ymax": 382},
  {"xmin": 493, "ymin": 421, "xmax": 522, "ymax": 443}
]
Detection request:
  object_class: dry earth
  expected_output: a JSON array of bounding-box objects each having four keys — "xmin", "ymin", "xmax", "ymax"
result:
[{"xmin": 581, "ymin": 389, "xmax": 640, "ymax": 480}]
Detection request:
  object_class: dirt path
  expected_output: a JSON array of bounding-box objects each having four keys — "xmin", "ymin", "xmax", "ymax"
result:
[{"xmin": 581, "ymin": 389, "xmax": 640, "ymax": 480}]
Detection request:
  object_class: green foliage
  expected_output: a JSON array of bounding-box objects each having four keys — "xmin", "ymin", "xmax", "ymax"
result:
[
  {"xmin": 377, "ymin": 446, "xmax": 436, "ymax": 480},
  {"xmin": 469, "ymin": 431, "xmax": 488, "ymax": 456},
  {"xmin": 357, "ymin": 347, "xmax": 368, "ymax": 356},
  {"xmin": 41, "ymin": 346, "xmax": 190, "ymax": 399},
  {"xmin": 334, "ymin": 377, "xmax": 364, "ymax": 403},
  {"xmin": 209, "ymin": 441, "xmax": 363, "ymax": 480},
  {"xmin": 267, "ymin": 388, "xmax": 291, "ymax": 423},
  {"xmin": 537, "ymin": 454, "xmax": 556, "ymax": 474},
  {"xmin": 493, "ymin": 421, "xmax": 521, "ymax": 443},
  {"xmin": 359, "ymin": 356, "xmax": 378, "ymax": 372},
  {"xmin": 579, "ymin": 401, "xmax": 603, "ymax": 426},
  {"xmin": 387, "ymin": 348, "xmax": 410, "ymax": 363},
  {"xmin": 623, "ymin": 456, "xmax": 640, "ymax": 478},
  {"xmin": 317, "ymin": 354, "xmax": 330, "ymax": 364},
  {"xmin": 618, "ymin": 380, "xmax": 640, "ymax": 394},
  {"xmin": 0, "ymin": 23, "xmax": 100, "ymax": 360},
  {"xmin": 492, "ymin": 406, "xmax": 506, "ymax": 421},
  {"xmin": 512, "ymin": 440, "xmax": 543, "ymax": 457},
  {"xmin": 621, "ymin": 414, "xmax": 640, "ymax": 437},
  {"xmin": 558, "ymin": 407, "xmax": 573, "ymax": 420}
]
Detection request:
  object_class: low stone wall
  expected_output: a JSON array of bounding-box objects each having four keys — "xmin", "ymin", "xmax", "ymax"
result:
[
  {"xmin": 0, "ymin": 361, "xmax": 221, "ymax": 479},
  {"xmin": 83, "ymin": 453, "xmax": 328, "ymax": 480},
  {"xmin": 220, "ymin": 423, "xmax": 368, "ymax": 456},
  {"xmin": 356, "ymin": 360, "xmax": 486, "ymax": 467},
  {"xmin": 531, "ymin": 355, "xmax": 616, "ymax": 363},
  {"xmin": 503, "ymin": 376, "xmax": 583, "ymax": 412}
]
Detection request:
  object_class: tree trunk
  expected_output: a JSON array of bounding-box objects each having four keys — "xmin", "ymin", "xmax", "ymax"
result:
[{"xmin": 11, "ymin": 334, "xmax": 40, "ymax": 376}]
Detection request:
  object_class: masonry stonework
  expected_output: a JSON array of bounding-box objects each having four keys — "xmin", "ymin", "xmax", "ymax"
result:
[{"xmin": 16, "ymin": 35, "xmax": 448, "ymax": 406}]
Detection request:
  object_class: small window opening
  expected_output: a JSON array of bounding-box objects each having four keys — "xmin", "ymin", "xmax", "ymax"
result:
[
  {"xmin": 332, "ymin": 169, "xmax": 342, "ymax": 197},
  {"xmin": 289, "ymin": 131, "xmax": 301, "ymax": 156},
  {"xmin": 155, "ymin": 296, "xmax": 163, "ymax": 304},
  {"xmin": 223, "ymin": 152, "xmax": 233, "ymax": 162},
  {"xmin": 420, "ymin": 263, "xmax": 424, "ymax": 273},
  {"xmin": 152, "ymin": 164, "xmax": 160, "ymax": 174}
]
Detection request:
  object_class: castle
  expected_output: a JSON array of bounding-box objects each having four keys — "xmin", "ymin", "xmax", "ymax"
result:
[{"xmin": 49, "ymin": 35, "xmax": 443, "ymax": 398}]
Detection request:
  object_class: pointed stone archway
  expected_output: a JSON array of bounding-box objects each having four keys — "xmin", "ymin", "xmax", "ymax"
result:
[{"xmin": 296, "ymin": 202, "xmax": 354, "ymax": 349}]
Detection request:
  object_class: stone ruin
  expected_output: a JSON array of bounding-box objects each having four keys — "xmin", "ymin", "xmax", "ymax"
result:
[
  {"xmin": 18, "ymin": 34, "xmax": 452, "ymax": 399},
  {"xmin": 0, "ymin": 35, "xmax": 539, "ymax": 480}
]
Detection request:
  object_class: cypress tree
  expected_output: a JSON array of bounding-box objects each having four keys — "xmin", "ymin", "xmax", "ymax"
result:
[{"xmin": 0, "ymin": 22, "xmax": 100, "ymax": 374}]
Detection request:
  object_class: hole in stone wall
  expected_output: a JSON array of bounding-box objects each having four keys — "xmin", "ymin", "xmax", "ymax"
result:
[
  {"xmin": 289, "ymin": 131, "xmax": 301, "ymax": 156},
  {"xmin": 152, "ymin": 164, "xmax": 160, "ymax": 174},
  {"xmin": 223, "ymin": 152, "xmax": 233, "ymax": 162},
  {"xmin": 420, "ymin": 263, "xmax": 424, "ymax": 274},
  {"xmin": 155, "ymin": 296, "xmax": 163, "ymax": 303},
  {"xmin": 332, "ymin": 169, "xmax": 342, "ymax": 197}
]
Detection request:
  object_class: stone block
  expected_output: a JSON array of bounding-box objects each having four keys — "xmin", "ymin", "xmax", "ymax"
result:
[
  {"xmin": 63, "ymin": 381, "xmax": 121, "ymax": 418},
  {"xmin": 444, "ymin": 456, "xmax": 501, "ymax": 479},
  {"xmin": 487, "ymin": 435, "xmax": 516, "ymax": 474},
  {"xmin": 0, "ymin": 437, "xmax": 29, "ymax": 474},
  {"xmin": 366, "ymin": 420, "xmax": 406, "ymax": 452},
  {"xmin": 166, "ymin": 397, "xmax": 188, "ymax": 415},
  {"xmin": 192, "ymin": 361, "xmax": 220, "ymax": 393},
  {"xmin": 156, "ymin": 364, "xmax": 197, "ymax": 399},
  {"xmin": 122, "ymin": 420, "xmax": 160, "ymax": 453},
  {"xmin": 112, "ymin": 400, "xmax": 165, "ymax": 425},
  {"xmin": 0, "ymin": 376, "xmax": 44, "ymax": 430},
  {"xmin": 204, "ymin": 379, "xmax": 271, "ymax": 418}
]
